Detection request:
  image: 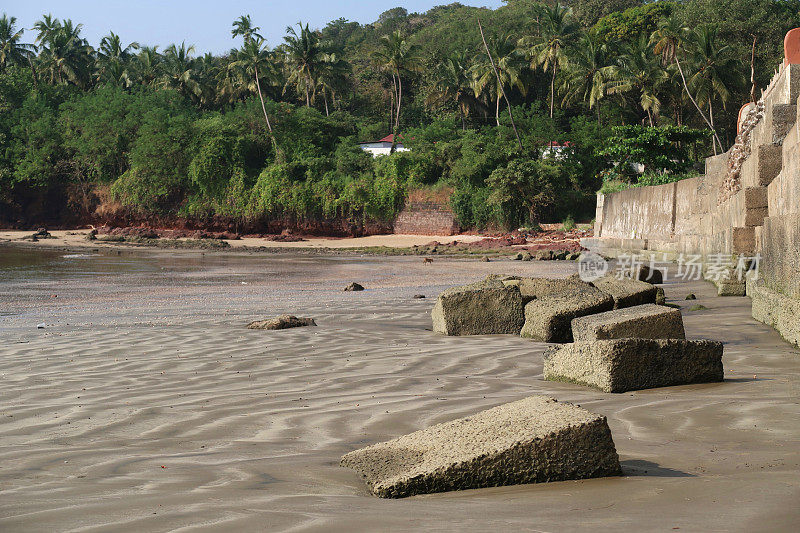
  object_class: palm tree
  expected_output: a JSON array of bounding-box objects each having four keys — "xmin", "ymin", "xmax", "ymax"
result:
[
  {"xmin": 282, "ymin": 22, "xmax": 325, "ymax": 107},
  {"xmin": 372, "ymin": 30, "xmax": 422, "ymax": 150},
  {"xmin": 231, "ymin": 15, "xmax": 263, "ymax": 44},
  {"xmin": 0, "ymin": 14, "xmax": 35, "ymax": 71},
  {"xmin": 471, "ymin": 34, "xmax": 525, "ymax": 126},
  {"xmin": 34, "ymin": 18, "xmax": 93, "ymax": 87},
  {"xmin": 134, "ymin": 46, "xmax": 162, "ymax": 86},
  {"xmin": 686, "ymin": 24, "xmax": 743, "ymax": 153},
  {"xmin": 228, "ymin": 35, "xmax": 278, "ymax": 151},
  {"xmin": 607, "ymin": 35, "xmax": 668, "ymax": 126},
  {"xmin": 561, "ymin": 30, "xmax": 614, "ymax": 124},
  {"xmin": 428, "ymin": 51, "xmax": 483, "ymax": 129},
  {"xmin": 520, "ymin": 2, "xmax": 580, "ymax": 118},
  {"xmin": 96, "ymin": 31, "xmax": 138, "ymax": 86},
  {"xmin": 651, "ymin": 16, "xmax": 723, "ymax": 151},
  {"xmin": 315, "ymin": 46, "xmax": 349, "ymax": 116},
  {"xmin": 160, "ymin": 42, "xmax": 202, "ymax": 102}
]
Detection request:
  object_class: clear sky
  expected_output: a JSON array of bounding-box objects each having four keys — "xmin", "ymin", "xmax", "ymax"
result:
[{"xmin": 5, "ymin": 0, "xmax": 505, "ymax": 55}]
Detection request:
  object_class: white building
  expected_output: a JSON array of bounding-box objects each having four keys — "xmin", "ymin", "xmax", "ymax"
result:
[{"xmin": 359, "ymin": 134, "xmax": 410, "ymax": 157}]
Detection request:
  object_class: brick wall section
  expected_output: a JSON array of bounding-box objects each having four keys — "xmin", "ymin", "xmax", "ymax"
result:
[{"xmin": 393, "ymin": 202, "xmax": 460, "ymax": 235}]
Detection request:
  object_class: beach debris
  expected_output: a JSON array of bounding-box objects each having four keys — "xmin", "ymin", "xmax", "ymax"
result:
[
  {"xmin": 496, "ymin": 275, "xmax": 591, "ymax": 305},
  {"xmin": 688, "ymin": 304, "xmax": 708, "ymax": 311},
  {"xmin": 432, "ymin": 279, "xmax": 524, "ymax": 335},
  {"xmin": 520, "ymin": 285, "xmax": 614, "ymax": 343},
  {"xmin": 543, "ymin": 338, "xmax": 724, "ymax": 393},
  {"xmin": 344, "ymin": 282, "xmax": 365, "ymax": 292},
  {"xmin": 571, "ymin": 304, "xmax": 686, "ymax": 342},
  {"xmin": 589, "ymin": 275, "xmax": 659, "ymax": 310},
  {"xmin": 413, "ymin": 294, "xmax": 426, "ymax": 299},
  {"xmin": 685, "ymin": 294, "xmax": 697, "ymax": 300},
  {"xmin": 247, "ymin": 315, "xmax": 317, "ymax": 330},
  {"xmin": 481, "ymin": 256, "xmax": 490, "ymax": 262},
  {"xmin": 340, "ymin": 395, "xmax": 622, "ymax": 498},
  {"xmin": 36, "ymin": 323, "xmax": 46, "ymax": 329}
]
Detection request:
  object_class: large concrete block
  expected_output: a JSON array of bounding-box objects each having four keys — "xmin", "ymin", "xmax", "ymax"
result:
[
  {"xmin": 432, "ymin": 280, "xmax": 524, "ymax": 336},
  {"xmin": 590, "ymin": 275, "xmax": 659, "ymax": 309},
  {"xmin": 503, "ymin": 276, "xmax": 592, "ymax": 304},
  {"xmin": 571, "ymin": 304, "xmax": 685, "ymax": 342},
  {"xmin": 520, "ymin": 286, "xmax": 614, "ymax": 342},
  {"xmin": 751, "ymin": 282, "xmax": 800, "ymax": 347},
  {"xmin": 543, "ymin": 339, "xmax": 724, "ymax": 393},
  {"xmin": 744, "ymin": 187, "xmax": 768, "ymax": 209},
  {"xmin": 340, "ymin": 396, "xmax": 622, "ymax": 498},
  {"xmin": 732, "ymin": 226, "xmax": 756, "ymax": 255},
  {"xmin": 745, "ymin": 206, "xmax": 769, "ymax": 227}
]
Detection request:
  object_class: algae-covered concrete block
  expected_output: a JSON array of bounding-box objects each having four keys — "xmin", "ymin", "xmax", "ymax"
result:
[
  {"xmin": 590, "ymin": 275, "xmax": 659, "ymax": 309},
  {"xmin": 571, "ymin": 304, "xmax": 685, "ymax": 342},
  {"xmin": 340, "ymin": 396, "xmax": 622, "ymax": 498},
  {"xmin": 543, "ymin": 339, "xmax": 724, "ymax": 393},
  {"xmin": 432, "ymin": 280, "xmax": 524, "ymax": 335},
  {"xmin": 520, "ymin": 286, "xmax": 614, "ymax": 343}
]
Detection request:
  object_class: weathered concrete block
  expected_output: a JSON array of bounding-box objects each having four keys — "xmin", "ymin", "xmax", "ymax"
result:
[
  {"xmin": 520, "ymin": 286, "xmax": 614, "ymax": 342},
  {"xmin": 755, "ymin": 144, "xmax": 783, "ymax": 186},
  {"xmin": 432, "ymin": 280, "xmax": 524, "ymax": 335},
  {"xmin": 744, "ymin": 187, "xmax": 768, "ymax": 209},
  {"xmin": 717, "ymin": 280, "xmax": 746, "ymax": 296},
  {"xmin": 732, "ymin": 226, "xmax": 756, "ymax": 255},
  {"xmin": 637, "ymin": 264, "xmax": 664, "ymax": 284},
  {"xmin": 247, "ymin": 315, "xmax": 316, "ymax": 330},
  {"xmin": 571, "ymin": 304, "xmax": 685, "ymax": 342},
  {"xmin": 501, "ymin": 276, "xmax": 592, "ymax": 304},
  {"xmin": 745, "ymin": 206, "xmax": 769, "ymax": 227},
  {"xmin": 590, "ymin": 275, "xmax": 659, "ymax": 309},
  {"xmin": 340, "ymin": 396, "xmax": 622, "ymax": 498},
  {"xmin": 751, "ymin": 282, "xmax": 800, "ymax": 346},
  {"xmin": 543, "ymin": 339, "xmax": 724, "ymax": 393}
]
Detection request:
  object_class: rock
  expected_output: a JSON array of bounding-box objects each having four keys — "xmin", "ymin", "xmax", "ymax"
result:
[
  {"xmin": 589, "ymin": 275, "xmax": 659, "ymax": 309},
  {"xmin": 571, "ymin": 304, "xmax": 685, "ymax": 342},
  {"xmin": 637, "ymin": 265, "xmax": 664, "ymax": 284},
  {"xmin": 543, "ymin": 338, "xmax": 724, "ymax": 393},
  {"xmin": 344, "ymin": 282, "xmax": 365, "ymax": 292},
  {"xmin": 432, "ymin": 280, "xmax": 525, "ymax": 335},
  {"xmin": 86, "ymin": 229, "xmax": 98, "ymax": 241},
  {"xmin": 413, "ymin": 294, "xmax": 426, "ymax": 299},
  {"xmin": 685, "ymin": 294, "xmax": 697, "ymax": 300},
  {"xmin": 513, "ymin": 252, "xmax": 523, "ymax": 260},
  {"xmin": 717, "ymin": 281, "xmax": 746, "ymax": 296},
  {"xmin": 521, "ymin": 251, "xmax": 533, "ymax": 261},
  {"xmin": 688, "ymin": 304, "xmax": 708, "ymax": 311},
  {"xmin": 520, "ymin": 285, "xmax": 614, "ymax": 343},
  {"xmin": 340, "ymin": 396, "xmax": 622, "ymax": 498},
  {"xmin": 655, "ymin": 287, "xmax": 666, "ymax": 305},
  {"xmin": 514, "ymin": 277, "xmax": 592, "ymax": 305},
  {"xmin": 247, "ymin": 315, "xmax": 317, "ymax": 330},
  {"xmin": 481, "ymin": 256, "xmax": 490, "ymax": 262}
]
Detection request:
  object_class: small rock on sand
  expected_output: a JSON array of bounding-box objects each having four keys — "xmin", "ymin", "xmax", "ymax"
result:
[
  {"xmin": 413, "ymin": 294, "xmax": 426, "ymax": 299},
  {"xmin": 247, "ymin": 315, "xmax": 317, "ymax": 330},
  {"xmin": 344, "ymin": 282, "xmax": 365, "ymax": 292}
]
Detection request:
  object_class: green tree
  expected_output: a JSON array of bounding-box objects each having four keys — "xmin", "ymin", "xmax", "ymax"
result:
[
  {"xmin": 282, "ymin": 22, "xmax": 325, "ymax": 107},
  {"xmin": 160, "ymin": 42, "xmax": 202, "ymax": 102},
  {"xmin": 427, "ymin": 51, "xmax": 482, "ymax": 129},
  {"xmin": 607, "ymin": 35, "xmax": 668, "ymax": 126},
  {"xmin": 34, "ymin": 17, "xmax": 93, "ymax": 87},
  {"xmin": 561, "ymin": 29, "xmax": 614, "ymax": 123},
  {"xmin": 0, "ymin": 14, "xmax": 35, "ymax": 71},
  {"xmin": 486, "ymin": 159, "xmax": 567, "ymax": 226},
  {"xmin": 471, "ymin": 34, "xmax": 525, "ymax": 126}
]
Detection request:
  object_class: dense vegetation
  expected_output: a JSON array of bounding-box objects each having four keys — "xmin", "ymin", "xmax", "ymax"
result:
[{"xmin": 1, "ymin": 0, "xmax": 798, "ymax": 232}]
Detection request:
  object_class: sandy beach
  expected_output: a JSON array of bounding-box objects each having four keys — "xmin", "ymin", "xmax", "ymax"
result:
[{"xmin": 1, "ymin": 244, "xmax": 799, "ymax": 531}]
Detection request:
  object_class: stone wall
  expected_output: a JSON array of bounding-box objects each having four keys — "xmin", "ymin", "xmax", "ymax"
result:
[
  {"xmin": 393, "ymin": 202, "xmax": 460, "ymax": 235},
  {"xmin": 586, "ymin": 31, "xmax": 800, "ymax": 346}
]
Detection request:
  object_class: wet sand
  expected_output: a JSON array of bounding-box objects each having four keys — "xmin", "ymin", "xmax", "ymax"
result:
[{"xmin": 1, "ymin": 245, "xmax": 799, "ymax": 531}]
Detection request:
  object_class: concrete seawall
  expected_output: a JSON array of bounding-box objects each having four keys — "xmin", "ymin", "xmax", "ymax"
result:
[{"xmin": 587, "ymin": 37, "xmax": 800, "ymax": 346}]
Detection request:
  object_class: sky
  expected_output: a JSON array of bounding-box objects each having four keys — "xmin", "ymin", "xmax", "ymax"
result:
[{"xmin": 5, "ymin": 0, "xmax": 505, "ymax": 55}]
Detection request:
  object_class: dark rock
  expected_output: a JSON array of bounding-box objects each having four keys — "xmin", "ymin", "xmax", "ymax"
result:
[
  {"xmin": 344, "ymin": 282, "xmax": 365, "ymax": 292},
  {"xmin": 247, "ymin": 315, "xmax": 317, "ymax": 330}
]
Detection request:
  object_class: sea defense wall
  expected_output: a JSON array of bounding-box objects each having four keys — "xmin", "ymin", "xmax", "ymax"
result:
[
  {"xmin": 587, "ymin": 29, "xmax": 800, "ymax": 346},
  {"xmin": 393, "ymin": 201, "xmax": 460, "ymax": 235}
]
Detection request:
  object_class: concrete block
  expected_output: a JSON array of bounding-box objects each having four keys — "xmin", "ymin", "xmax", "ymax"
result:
[
  {"xmin": 432, "ymin": 280, "xmax": 525, "ymax": 336},
  {"xmin": 751, "ymin": 282, "xmax": 800, "ymax": 346},
  {"xmin": 520, "ymin": 286, "xmax": 614, "ymax": 343},
  {"xmin": 745, "ymin": 207, "xmax": 769, "ymax": 227},
  {"xmin": 340, "ymin": 396, "xmax": 622, "ymax": 498},
  {"xmin": 744, "ymin": 187, "xmax": 768, "ymax": 208},
  {"xmin": 571, "ymin": 304, "xmax": 685, "ymax": 342},
  {"xmin": 543, "ymin": 339, "xmax": 724, "ymax": 393},
  {"xmin": 590, "ymin": 275, "xmax": 659, "ymax": 309},
  {"xmin": 732, "ymin": 226, "xmax": 756, "ymax": 255}
]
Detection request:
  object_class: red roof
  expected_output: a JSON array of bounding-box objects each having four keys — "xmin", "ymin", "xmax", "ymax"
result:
[
  {"xmin": 378, "ymin": 134, "xmax": 401, "ymax": 143},
  {"xmin": 544, "ymin": 141, "xmax": 573, "ymax": 148}
]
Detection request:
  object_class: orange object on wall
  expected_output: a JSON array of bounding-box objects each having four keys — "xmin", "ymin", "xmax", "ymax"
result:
[{"xmin": 784, "ymin": 28, "xmax": 800, "ymax": 65}]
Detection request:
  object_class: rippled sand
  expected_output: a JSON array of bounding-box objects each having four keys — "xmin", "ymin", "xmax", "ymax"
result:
[{"xmin": 1, "ymin": 246, "xmax": 799, "ymax": 531}]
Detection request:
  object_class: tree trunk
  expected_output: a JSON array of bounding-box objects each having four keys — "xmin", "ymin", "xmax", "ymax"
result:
[
  {"xmin": 709, "ymin": 100, "xmax": 718, "ymax": 155},
  {"xmin": 323, "ymin": 89, "xmax": 329, "ymax": 116},
  {"xmin": 254, "ymin": 64, "xmax": 279, "ymax": 157},
  {"xmin": 550, "ymin": 64, "xmax": 556, "ymax": 118},
  {"xmin": 496, "ymin": 92, "xmax": 501, "ymax": 126},
  {"xmin": 391, "ymin": 69, "xmax": 402, "ymax": 154}
]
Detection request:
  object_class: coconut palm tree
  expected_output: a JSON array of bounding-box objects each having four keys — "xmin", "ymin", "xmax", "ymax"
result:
[
  {"xmin": 372, "ymin": 30, "xmax": 422, "ymax": 151},
  {"xmin": 428, "ymin": 51, "xmax": 483, "ymax": 129},
  {"xmin": 651, "ymin": 16, "xmax": 723, "ymax": 151},
  {"xmin": 561, "ymin": 30, "xmax": 615, "ymax": 124},
  {"xmin": 0, "ymin": 14, "xmax": 35, "ymax": 71},
  {"xmin": 231, "ymin": 15, "xmax": 263, "ymax": 44},
  {"xmin": 471, "ymin": 34, "xmax": 525, "ymax": 127},
  {"xmin": 160, "ymin": 42, "xmax": 202, "ymax": 102},
  {"xmin": 606, "ymin": 34, "xmax": 668, "ymax": 126},
  {"xmin": 282, "ymin": 22, "xmax": 325, "ymax": 107},
  {"xmin": 34, "ymin": 17, "xmax": 93, "ymax": 87},
  {"xmin": 520, "ymin": 2, "xmax": 580, "ymax": 118},
  {"xmin": 227, "ymin": 36, "xmax": 279, "ymax": 150},
  {"xmin": 134, "ymin": 46, "xmax": 162, "ymax": 87},
  {"xmin": 315, "ymin": 46, "xmax": 349, "ymax": 115},
  {"xmin": 96, "ymin": 31, "xmax": 138, "ymax": 86},
  {"xmin": 686, "ymin": 24, "xmax": 743, "ymax": 152}
]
